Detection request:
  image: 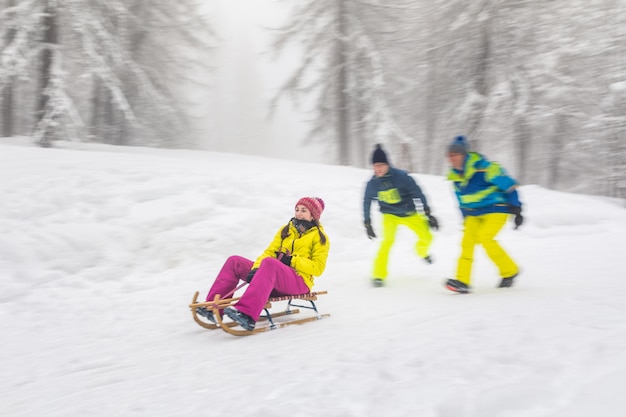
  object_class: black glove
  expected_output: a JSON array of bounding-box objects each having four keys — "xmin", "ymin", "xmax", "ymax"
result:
[
  {"xmin": 275, "ymin": 251, "xmax": 292, "ymax": 267},
  {"xmin": 509, "ymin": 206, "xmax": 523, "ymax": 229},
  {"xmin": 427, "ymin": 215, "xmax": 439, "ymax": 230},
  {"xmin": 424, "ymin": 208, "xmax": 439, "ymax": 231},
  {"xmin": 364, "ymin": 222, "xmax": 376, "ymax": 239},
  {"xmin": 245, "ymin": 268, "xmax": 258, "ymax": 283}
]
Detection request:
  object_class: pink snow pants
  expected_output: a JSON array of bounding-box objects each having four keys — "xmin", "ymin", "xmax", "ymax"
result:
[{"xmin": 206, "ymin": 255, "xmax": 310, "ymax": 321}]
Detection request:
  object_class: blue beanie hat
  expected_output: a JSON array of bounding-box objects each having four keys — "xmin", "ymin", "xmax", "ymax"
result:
[
  {"xmin": 371, "ymin": 144, "xmax": 389, "ymax": 164},
  {"xmin": 448, "ymin": 135, "xmax": 468, "ymax": 155}
]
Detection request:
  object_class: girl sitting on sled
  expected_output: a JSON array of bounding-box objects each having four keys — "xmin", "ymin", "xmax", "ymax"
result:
[{"xmin": 197, "ymin": 197, "xmax": 330, "ymax": 330}]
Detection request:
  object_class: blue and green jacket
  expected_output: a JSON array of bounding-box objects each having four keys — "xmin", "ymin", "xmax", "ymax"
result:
[
  {"xmin": 447, "ymin": 152, "xmax": 521, "ymax": 217},
  {"xmin": 363, "ymin": 167, "xmax": 430, "ymax": 224}
]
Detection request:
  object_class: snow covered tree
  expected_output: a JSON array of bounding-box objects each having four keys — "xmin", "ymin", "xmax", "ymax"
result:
[
  {"xmin": 0, "ymin": 0, "xmax": 215, "ymax": 147},
  {"xmin": 272, "ymin": 0, "xmax": 420, "ymax": 167},
  {"xmin": 274, "ymin": 0, "xmax": 625, "ymax": 197}
]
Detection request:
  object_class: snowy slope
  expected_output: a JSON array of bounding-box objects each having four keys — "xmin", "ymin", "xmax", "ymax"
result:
[{"xmin": 1, "ymin": 139, "xmax": 625, "ymax": 417}]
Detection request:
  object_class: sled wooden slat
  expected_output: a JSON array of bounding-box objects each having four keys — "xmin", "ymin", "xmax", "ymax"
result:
[
  {"xmin": 214, "ymin": 309, "xmax": 330, "ymax": 336},
  {"xmin": 190, "ymin": 290, "xmax": 329, "ymax": 336},
  {"xmin": 190, "ymin": 291, "xmax": 230, "ymax": 330},
  {"xmin": 267, "ymin": 291, "xmax": 327, "ymax": 302}
]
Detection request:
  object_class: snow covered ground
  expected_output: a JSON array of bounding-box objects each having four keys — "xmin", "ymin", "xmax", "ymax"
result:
[{"xmin": 1, "ymin": 138, "xmax": 625, "ymax": 417}]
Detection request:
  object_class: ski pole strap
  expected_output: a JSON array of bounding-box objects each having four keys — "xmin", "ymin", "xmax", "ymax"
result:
[{"xmin": 223, "ymin": 281, "xmax": 248, "ymax": 299}]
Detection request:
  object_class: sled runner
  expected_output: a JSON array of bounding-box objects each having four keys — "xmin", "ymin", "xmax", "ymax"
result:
[{"xmin": 189, "ymin": 290, "xmax": 330, "ymax": 336}]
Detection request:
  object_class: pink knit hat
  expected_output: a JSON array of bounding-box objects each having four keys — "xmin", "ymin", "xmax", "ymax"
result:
[{"xmin": 295, "ymin": 197, "xmax": 325, "ymax": 221}]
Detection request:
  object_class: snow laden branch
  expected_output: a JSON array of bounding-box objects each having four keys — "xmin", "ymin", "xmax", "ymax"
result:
[
  {"xmin": 0, "ymin": 0, "xmax": 45, "ymax": 90},
  {"xmin": 346, "ymin": 12, "xmax": 414, "ymax": 146}
]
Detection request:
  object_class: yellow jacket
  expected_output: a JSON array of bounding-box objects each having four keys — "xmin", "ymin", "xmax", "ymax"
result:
[{"xmin": 253, "ymin": 222, "xmax": 330, "ymax": 290}]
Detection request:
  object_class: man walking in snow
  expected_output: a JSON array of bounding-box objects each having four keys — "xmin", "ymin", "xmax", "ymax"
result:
[
  {"xmin": 363, "ymin": 144, "xmax": 439, "ymax": 287},
  {"xmin": 444, "ymin": 135, "xmax": 524, "ymax": 294}
]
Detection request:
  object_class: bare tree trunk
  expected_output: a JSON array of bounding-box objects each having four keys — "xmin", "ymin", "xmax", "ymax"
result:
[
  {"xmin": 353, "ymin": 95, "xmax": 368, "ymax": 167},
  {"xmin": 424, "ymin": 49, "xmax": 437, "ymax": 173},
  {"xmin": 468, "ymin": 22, "xmax": 492, "ymax": 140},
  {"xmin": 104, "ymin": 88, "xmax": 114, "ymax": 144},
  {"xmin": 119, "ymin": 115, "xmax": 128, "ymax": 146},
  {"xmin": 89, "ymin": 79, "xmax": 102, "ymax": 141},
  {"xmin": 400, "ymin": 143, "xmax": 415, "ymax": 173},
  {"xmin": 2, "ymin": 0, "xmax": 16, "ymax": 137},
  {"xmin": 547, "ymin": 114, "xmax": 565, "ymax": 189},
  {"xmin": 36, "ymin": 0, "xmax": 57, "ymax": 147},
  {"xmin": 335, "ymin": 0, "xmax": 350, "ymax": 165},
  {"xmin": 513, "ymin": 116, "xmax": 530, "ymax": 184},
  {"xmin": 1, "ymin": 82, "xmax": 12, "ymax": 137}
]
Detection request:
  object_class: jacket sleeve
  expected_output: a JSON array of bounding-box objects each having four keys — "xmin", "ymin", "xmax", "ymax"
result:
[
  {"xmin": 482, "ymin": 160, "xmax": 522, "ymax": 207},
  {"xmin": 363, "ymin": 180, "xmax": 376, "ymax": 224},
  {"xmin": 508, "ymin": 189, "xmax": 522, "ymax": 208},
  {"xmin": 484, "ymin": 161, "xmax": 518, "ymax": 193},
  {"xmin": 406, "ymin": 174, "xmax": 430, "ymax": 212}
]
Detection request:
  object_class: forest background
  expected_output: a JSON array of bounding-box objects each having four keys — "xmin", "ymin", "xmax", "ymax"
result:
[{"xmin": 0, "ymin": 0, "xmax": 624, "ymax": 198}]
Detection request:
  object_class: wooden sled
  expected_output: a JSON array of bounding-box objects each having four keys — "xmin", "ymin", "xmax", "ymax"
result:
[{"xmin": 189, "ymin": 291, "xmax": 330, "ymax": 336}]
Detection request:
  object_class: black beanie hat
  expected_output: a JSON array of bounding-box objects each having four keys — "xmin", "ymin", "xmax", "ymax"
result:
[{"xmin": 371, "ymin": 144, "xmax": 388, "ymax": 164}]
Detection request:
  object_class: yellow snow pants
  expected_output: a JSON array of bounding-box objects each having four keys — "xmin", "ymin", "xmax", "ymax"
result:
[
  {"xmin": 456, "ymin": 213, "xmax": 518, "ymax": 285},
  {"xmin": 373, "ymin": 212, "xmax": 432, "ymax": 280}
]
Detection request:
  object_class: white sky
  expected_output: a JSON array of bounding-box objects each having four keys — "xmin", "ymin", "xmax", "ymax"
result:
[{"xmin": 2, "ymin": 137, "xmax": 626, "ymax": 416}]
